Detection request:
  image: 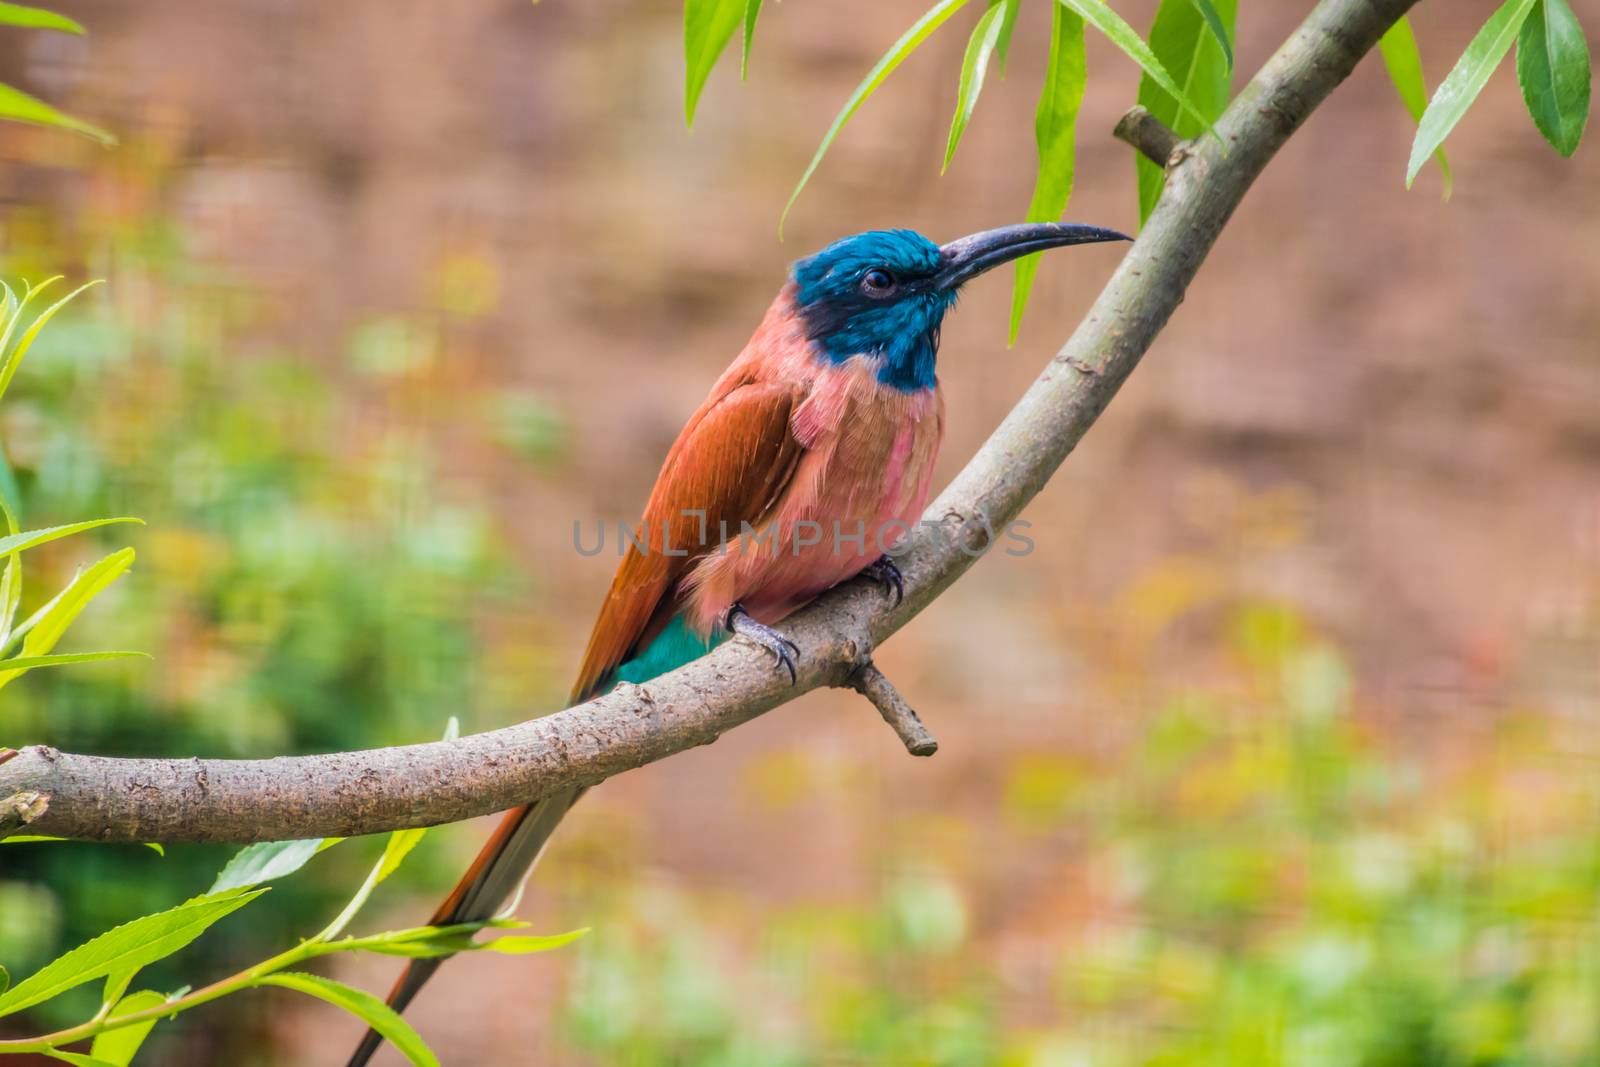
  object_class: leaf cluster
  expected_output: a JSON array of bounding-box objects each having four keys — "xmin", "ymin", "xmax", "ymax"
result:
[
  {"xmin": 0, "ymin": 721, "xmax": 584, "ymax": 1066},
  {"xmin": 683, "ymin": 0, "xmax": 1589, "ymax": 335},
  {"xmin": 0, "ymin": 281, "xmax": 144, "ymax": 701}
]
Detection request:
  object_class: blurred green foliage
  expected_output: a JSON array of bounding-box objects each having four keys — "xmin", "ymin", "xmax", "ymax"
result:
[
  {"xmin": 0, "ymin": 150, "xmax": 539, "ymax": 1055},
  {"xmin": 556, "ymin": 599, "xmax": 1600, "ymax": 1066},
  {"xmin": 0, "ymin": 278, "xmax": 147, "ymax": 695}
]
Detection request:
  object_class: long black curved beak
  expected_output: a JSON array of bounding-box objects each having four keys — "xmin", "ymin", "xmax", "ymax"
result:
[{"xmin": 935, "ymin": 222, "xmax": 1130, "ymax": 291}]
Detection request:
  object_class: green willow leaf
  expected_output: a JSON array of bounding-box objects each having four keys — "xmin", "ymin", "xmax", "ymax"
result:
[
  {"xmin": 0, "ymin": 889, "xmax": 265, "ymax": 1018},
  {"xmin": 993, "ymin": 0, "xmax": 1023, "ymax": 75},
  {"xmin": 0, "ymin": 276, "xmax": 55, "ymax": 404},
  {"xmin": 100, "ymin": 967, "xmax": 135, "ymax": 1011},
  {"xmin": 740, "ymin": 0, "xmax": 761, "ymax": 78},
  {"xmin": 1008, "ymin": 3, "xmax": 1087, "ymax": 341},
  {"xmin": 1188, "ymin": 0, "xmax": 1232, "ymax": 69},
  {"xmin": 0, "ymin": 518, "xmax": 140, "ymax": 561},
  {"xmin": 476, "ymin": 929, "xmax": 590, "ymax": 954},
  {"xmin": 253, "ymin": 973, "xmax": 440, "ymax": 1067},
  {"xmin": 1054, "ymin": 0, "xmax": 1214, "ymax": 133},
  {"xmin": 0, "ymin": 550, "xmax": 16, "ymax": 652},
  {"xmin": 0, "ymin": 651, "xmax": 145, "ymax": 672},
  {"xmin": 361, "ymin": 925, "xmax": 589, "ymax": 959},
  {"xmin": 1516, "ymin": 0, "xmax": 1590, "ymax": 156},
  {"xmin": 375, "ymin": 826, "xmax": 426, "ymax": 883},
  {"xmin": 0, "ymin": 279, "xmax": 102, "ymax": 404},
  {"xmin": 1379, "ymin": 17, "xmax": 1432, "ymax": 116},
  {"xmin": 0, "ymin": 442, "xmax": 22, "ymax": 529},
  {"xmin": 943, "ymin": 2, "xmax": 1008, "ymax": 171},
  {"xmin": 0, "ymin": 547, "xmax": 139, "ymax": 690},
  {"xmin": 1135, "ymin": 0, "xmax": 1235, "ymax": 224},
  {"xmin": 0, "ymin": 2, "xmax": 81, "ymax": 33},
  {"xmin": 1408, "ymin": 0, "xmax": 1539, "ymax": 186},
  {"xmin": 45, "ymin": 1052, "xmax": 118, "ymax": 1067},
  {"xmin": 317, "ymin": 917, "xmax": 527, "ymax": 959},
  {"xmin": 684, "ymin": 0, "xmax": 746, "ymax": 127},
  {"xmin": 210, "ymin": 838, "xmax": 339, "ymax": 894},
  {"xmin": 1380, "ymin": 17, "xmax": 1454, "ymax": 196},
  {"xmin": 89, "ymin": 989, "xmax": 171, "ymax": 1067},
  {"xmin": 358, "ymin": 939, "xmax": 481, "ymax": 959},
  {"xmin": 1, "ymin": 836, "xmax": 162, "ymax": 852},
  {"xmin": 0, "ymin": 82, "xmax": 113, "ymax": 145},
  {"xmin": 0, "ymin": 498, "xmax": 20, "ymax": 651},
  {"xmin": 782, "ymin": 0, "xmax": 973, "ymax": 235}
]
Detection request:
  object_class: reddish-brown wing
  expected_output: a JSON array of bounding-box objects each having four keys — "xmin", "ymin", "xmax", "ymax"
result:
[{"xmin": 570, "ymin": 377, "xmax": 805, "ymax": 701}]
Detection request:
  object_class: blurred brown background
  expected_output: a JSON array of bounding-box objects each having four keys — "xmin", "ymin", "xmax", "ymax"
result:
[{"xmin": 1, "ymin": 1, "xmax": 1598, "ymax": 1064}]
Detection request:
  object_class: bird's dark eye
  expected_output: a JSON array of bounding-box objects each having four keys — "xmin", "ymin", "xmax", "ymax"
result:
[{"xmin": 861, "ymin": 268, "xmax": 895, "ymax": 296}]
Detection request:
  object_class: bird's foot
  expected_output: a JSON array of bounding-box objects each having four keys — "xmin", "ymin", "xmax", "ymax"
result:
[
  {"xmin": 861, "ymin": 555, "xmax": 904, "ymax": 607},
  {"xmin": 724, "ymin": 602, "xmax": 799, "ymax": 684}
]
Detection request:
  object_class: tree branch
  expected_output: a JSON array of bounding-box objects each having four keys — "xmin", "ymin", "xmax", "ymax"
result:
[
  {"xmin": 0, "ymin": 0, "xmax": 1417, "ymax": 844},
  {"xmin": 845, "ymin": 663, "xmax": 937, "ymax": 756},
  {"xmin": 1114, "ymin": 105, "xmax": 1183, "ymax": 166}
]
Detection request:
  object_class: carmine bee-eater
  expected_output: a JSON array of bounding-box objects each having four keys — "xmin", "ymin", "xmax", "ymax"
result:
[{"xmin": 348, "ymin": 221, "xmax": 1126, "ymax": 1065}]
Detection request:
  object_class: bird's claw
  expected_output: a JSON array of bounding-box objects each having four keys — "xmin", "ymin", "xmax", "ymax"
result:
[
  {"xmin": 724, "ymin": 602, "xmax": 800, "ymax": 684},
  {"xmin": 862, "ymin": 555, "xmax": 904, "ymax": 607}
]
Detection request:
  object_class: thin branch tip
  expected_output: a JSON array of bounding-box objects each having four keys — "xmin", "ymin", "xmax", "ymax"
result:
[
  {"xmin": 847, "ymin": 662, "xmax": 937, "ymax": 757},
  {"xmin": 1114, "ymin": 106, "xmax": 1183, "ymax": 167}
]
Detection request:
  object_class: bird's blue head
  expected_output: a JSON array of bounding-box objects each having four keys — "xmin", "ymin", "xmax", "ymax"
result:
[
  {"xmin": 793, "ymin": 230, "xmax": 950, "ymax": 392},
  {"xmin": 791, "ymin": 222, "xmax": 1129, "ymax": 392}
]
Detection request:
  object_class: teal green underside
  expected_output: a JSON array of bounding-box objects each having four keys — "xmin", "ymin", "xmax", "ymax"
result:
[{"xmin": 609, "ymin": 613, "xmax": 725, "ymax": 690}]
